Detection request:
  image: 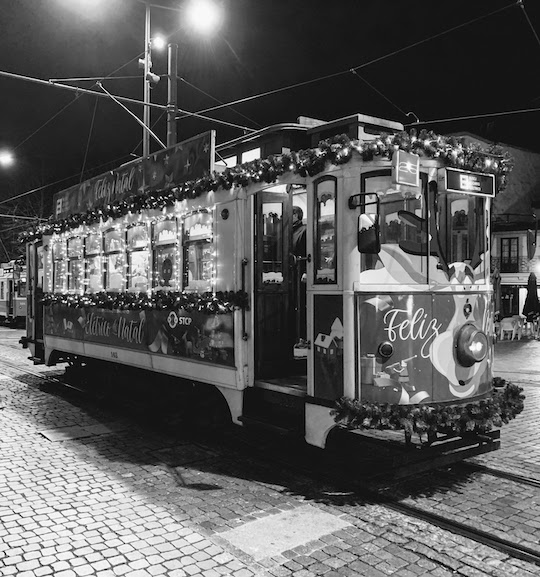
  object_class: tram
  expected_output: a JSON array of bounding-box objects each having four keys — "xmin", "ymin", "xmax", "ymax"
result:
[
  {"xmin": 0, "ymin": 259, "xmax": 27, "ymax": 327},
  {"xmin": 21, "ymin": 113, "xmax": 515, "ymax": 457}
]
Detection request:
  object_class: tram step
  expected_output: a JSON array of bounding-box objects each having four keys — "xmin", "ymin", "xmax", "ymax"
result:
[
  {"xmin": 242, "ymin": 387, "xmax": 305, "ymax": 434},
  {"xmin": 28, "ymin": 356, "xmax": 44, "ymax": 365}
]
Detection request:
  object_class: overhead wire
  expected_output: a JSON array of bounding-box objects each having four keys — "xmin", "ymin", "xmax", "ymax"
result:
[
  {"xmin": 179, "ymin": 1, "xmax": 521, "ymax": 121},
  {"xmin": 179, "ymin": 76, "xmax": 262, "ymax": 128},
  {"xmin": 404, "ymin": 106, "xmax": 540, "ymax": 128},
  {"xmin": 349, "ymin": 69, "xmax": 409, "ymax": 119}
]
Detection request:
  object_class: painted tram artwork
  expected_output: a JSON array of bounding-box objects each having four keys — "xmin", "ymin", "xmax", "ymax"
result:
[{"xmin": 21, "ymin": 113, "xmax": 515, "ymax": 462}]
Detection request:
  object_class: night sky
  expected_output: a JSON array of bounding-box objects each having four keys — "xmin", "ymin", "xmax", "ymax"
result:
[{"xmin": 1, "ymin": 0, "xmax": 540, "ymax": 210}]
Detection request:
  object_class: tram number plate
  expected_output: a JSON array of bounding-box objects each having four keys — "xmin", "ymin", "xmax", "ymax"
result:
[{"xmin": 110, "ymin": 351, "xmax": 119, "ymax": 359}]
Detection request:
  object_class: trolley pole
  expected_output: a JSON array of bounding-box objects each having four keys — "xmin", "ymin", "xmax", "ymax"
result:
[{"xmin": 167, "ymin": 43, "xmax": 178, "ymax": 148}]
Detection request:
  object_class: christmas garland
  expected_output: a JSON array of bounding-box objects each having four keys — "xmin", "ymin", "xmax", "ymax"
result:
[
  {"xmin": 331, "ymin": 378, "xmax": 524, "ymax": 442},
  {"xmin": 41, "ymin": 289, "xmax": 249, "ymax": 314},
  {"xmin": 20, "ymin": 129, "xmax": 513, "ymax": 243}
]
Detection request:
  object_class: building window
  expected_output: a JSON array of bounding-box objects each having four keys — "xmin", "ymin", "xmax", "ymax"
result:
[{"xmin": 501, "ymin": 237, "xmax": 518, "ymax": 273}]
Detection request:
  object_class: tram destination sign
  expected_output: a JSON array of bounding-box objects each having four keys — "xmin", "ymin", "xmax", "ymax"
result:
[{"xmin": 439, "ymin": 167, "xmax": 495, "ymax": 197}]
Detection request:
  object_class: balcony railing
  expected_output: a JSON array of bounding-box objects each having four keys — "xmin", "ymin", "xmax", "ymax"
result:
[{"xmin": 491, "ymin": 256, "xmax": 534, "ymax": 274}]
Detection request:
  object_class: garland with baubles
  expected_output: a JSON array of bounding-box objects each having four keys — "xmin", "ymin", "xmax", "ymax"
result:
[
  {"xmin": 41, "ymin": 289, "xmax": 248, "ymax": 314},
  {"xmin": 20, "ymin": 129, "xmax": 513, "ymax": 243},
  {"xmin": 331, "ymin": 378, "xmax": 524, "ymax": 443}
]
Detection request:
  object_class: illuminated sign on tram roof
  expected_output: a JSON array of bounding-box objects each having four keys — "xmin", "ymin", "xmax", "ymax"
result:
[
  {"xmin": 391, "ymin": 150, "xmax": 420, "ymax": 187},
  {"xmin": 439, "ymin": 167, "xmax": 495, "ymax": 197}
]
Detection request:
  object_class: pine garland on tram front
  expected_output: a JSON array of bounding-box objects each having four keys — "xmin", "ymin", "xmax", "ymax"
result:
[{"xmin": 331, "ymin": 378, "xmax": 525, "ymax": 443}]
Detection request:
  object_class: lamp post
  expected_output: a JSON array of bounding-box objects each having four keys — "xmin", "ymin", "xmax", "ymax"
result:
[
  {"xmin": 141, "ymin": 0, "xmax": 222, "ymax": 157},
  {"xmin": 143, "ymin": 3, "xmax": 151, "ymax": 158},
  {"xmin": 167, "ymin": 43, "xmax": 178, "ymax": 148}
]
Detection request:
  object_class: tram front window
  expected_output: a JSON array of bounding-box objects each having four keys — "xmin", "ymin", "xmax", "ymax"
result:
[{"xmin": 439, "ymin": 193, "xmax": 485, "ymax": 266}]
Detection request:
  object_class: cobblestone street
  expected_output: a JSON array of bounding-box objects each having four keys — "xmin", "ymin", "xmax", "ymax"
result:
[{"xmin": 1, "ymin": 329, "xmax": 540, "ymax": 576}]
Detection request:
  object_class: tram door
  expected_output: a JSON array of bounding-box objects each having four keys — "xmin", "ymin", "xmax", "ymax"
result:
[
  {"xmin": 254, "ymin": 191, "xmax": 296, "ymax": 379},
  {"xmin": 26, "ymin": 241, "xmax": 44, "ymax": 360}
]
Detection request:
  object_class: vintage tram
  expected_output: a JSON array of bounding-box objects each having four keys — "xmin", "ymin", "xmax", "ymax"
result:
[
  {"xmin": 21, "ymin": 113, "xmax": 513, "ymax": 459},
  {"xmin": 0, "ymin": 259, "xmax": 27, "ymax": 327}
]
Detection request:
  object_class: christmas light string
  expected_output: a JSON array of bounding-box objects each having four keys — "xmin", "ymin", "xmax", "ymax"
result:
[{"xmin": 20, "ymin": 129, "xmax": 514, "ymax": 243}]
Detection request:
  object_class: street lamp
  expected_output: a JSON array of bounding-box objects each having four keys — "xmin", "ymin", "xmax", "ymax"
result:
[
  {"xmin": 140, "ymin": 0, "xmax": 223, "ymax": 158},
  {"xmin": 0, "ymin": 150, "xmax": 15, "ymax": 169}
]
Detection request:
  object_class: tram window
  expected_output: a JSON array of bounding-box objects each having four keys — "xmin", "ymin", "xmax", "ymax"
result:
[
  {"xmin": 314, "ymin": 177, "xmax": 337, "ymax": 284},
  {"xmin": 103, "ymin": 228, "xmax": 126, "ymax": 292},
  {"xmin": 87, "ymin": 256, "xmax": 103, "ymax": 293},
  {"xmin": 439, "ymin": 193, "xmax": 485, "ymax": 265},
  {"xmin": 128, "ymin": 250, "xmax": 149, "ymax": 292},
  {"xmin": 0, "ymin": 282, "xmax": 4, "ymax": 299},
  {"xmin": 153, "ymin": 219, "xmax": 179, "ymax": 291},
  {"xmin": 183, "ymin": 211, "xmax": 214, "ymax": 291},
  {"xmin": 85, "ymin": 232, "xmax": 103, "ymax": 293},
  {"xmin": 241, "ymin": 148, "xmax": 260, "ymax": 163},
  {"xmin": 52, "ymin": 240, "xmax": 67, "ymax": 293},
  {"xmin": 86, "ymin": 233, "xmax": 101, "ymax": 255},
  {"xmin": 154, "ymin": 245, "xmax": 177, "ymax": 290},
  {"xmin": 67, "ymin": 237, "xmax": 83, "ymax": 292},
  {"xmin": 105, "ymin": 253, "xmax": 126, "ymax": 292},
  {"xmin": 127, "ymin": 224, "xmax": 150, "ymax": 292},
  {"xmin": 260, "ymin": 202, "xmax": 284, "ymax": 284},
  {"xmin": 36, "ymin": 246, "xmax": 44, "ymax": 290}
]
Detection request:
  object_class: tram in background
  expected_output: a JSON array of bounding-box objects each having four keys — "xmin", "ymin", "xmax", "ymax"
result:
[
  {"xmin": 0, "ymin": 259, "xmax": 27, "ymax": 327},
  {"xmin": 20, "ymin": 113, "xmax": 510, "ymax": 460}
]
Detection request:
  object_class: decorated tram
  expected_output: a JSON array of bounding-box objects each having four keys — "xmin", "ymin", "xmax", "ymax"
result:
[
  {"xmin": 0, "ymin": 259, "xmax": 27, "ymax": 327},
  {"xmin": 21, "ymin": 113, "xmax": 522, "ymax": 459}
]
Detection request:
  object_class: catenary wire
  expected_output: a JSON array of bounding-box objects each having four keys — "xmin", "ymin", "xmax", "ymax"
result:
[{"xmin": 178, "ymin": 1, "xmax": 520, "ymax": 121}]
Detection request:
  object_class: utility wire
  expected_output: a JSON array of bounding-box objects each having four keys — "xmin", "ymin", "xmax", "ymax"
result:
[
  {"xmin": 12, "ymin": 94, "xmax": 82, "ymax": 151},
  {"xmin": 179, "ymin": 1, "xmax": 519, "ymax": 120},
  {"xmin": 404, "ymin": 106, "xmax": 540, "ymax": 127},
  {"xmin": 179, "ymin": 76, "xmax": 262, "ymax": 128},
  {"xmin": 349, "ymin": 69, "xmax": 409, "ymax": 119},
  {"xmin": 519, "ymin": 0, "xmax": 540, "ymax": 49},
  {"xmin": 98, "ymin": 82, "xmax": 166, "ymax": 149}
]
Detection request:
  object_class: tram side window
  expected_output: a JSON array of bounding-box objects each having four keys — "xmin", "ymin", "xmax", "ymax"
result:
[
  {"xmin": 314, "ymin": 177, "xmax": 337, "ymax": 284},
  {"xmin": 183, "ymin": 212, "xmax": 214, "ymax": 292},
  {"xmin": 85, "ymin": 232, "xmax": 103, "ymax": 293},
  {"xmin": 153, "ymin": 219, "xmax": 179, "ymax": 291},
  {"xmin": 0, "ymin": 281, "xmax": 4, "ymax": 299},
  {"xmin": 103, "ymin": 228, "xmax": 126, "ymax": 292},
  {"xmin": 67, "ymin": 237, "xmax": 84, "ymax": 292},
  {"xmin": 36, "ymin": 246, "xmax": 44, "ymax": 290},
  {"xmin": 127, "ymin": 223, "xmax": 150, "ymax": 292},
  {"xmin": 260, "ymin": 202, "xmax": 284, "ymax": 284},
  {"xmin": 52, "ymin": 240, "xmax": 67, "ymax": 293}
]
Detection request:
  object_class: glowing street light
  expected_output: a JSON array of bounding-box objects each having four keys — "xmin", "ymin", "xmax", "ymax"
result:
[
  {"xmin": 0, "ymin": 150, "xmax": 15, "ymax": 168},
  {"xmin": 185, "ymin": 0, "xmax": 223, "ymax": 35}
]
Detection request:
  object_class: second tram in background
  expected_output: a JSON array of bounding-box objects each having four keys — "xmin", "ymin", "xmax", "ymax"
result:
[
  {"xmin": 0, "ymin": 259, "xmax": 27, "ymax": 328},
  {"xmin": 21, "ymin": 113, "xmax": 507, "ymax": 461}
]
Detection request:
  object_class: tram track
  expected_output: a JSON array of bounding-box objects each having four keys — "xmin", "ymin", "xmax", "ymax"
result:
[{"xmin": 2, "ymin": 352, "xmax": 540, "ymax": 571}]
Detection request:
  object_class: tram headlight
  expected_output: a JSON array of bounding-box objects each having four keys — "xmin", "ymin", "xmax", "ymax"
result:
[
  {"xmin": 378, "ymin": 341, "xmax": 394, "ymax": 359},
  {"xmin": 455, "ymin": 323, "xmax": 488, "ymax": 367}
]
